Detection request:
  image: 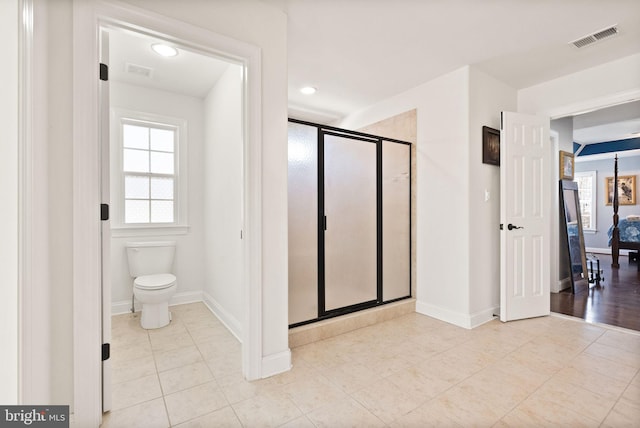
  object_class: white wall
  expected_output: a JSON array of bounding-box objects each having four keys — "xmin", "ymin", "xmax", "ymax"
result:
[
  {"xmin": 340, "ymin": 67, "xmax": 480, "ymax": 327},
  {"xmin": 203, "ymin": 64, "xmax": 244, "ymax": 337},
  {"xmin": 467, "ymin": 67, "xmax": 517, "ymax": 321},
  {"xmin": 0, "ymin": 0, "xmax": 19, "ymax": 405},
  {"xmin": 109, "ymin": 82, "xmax": 206, "ymax": 310}
]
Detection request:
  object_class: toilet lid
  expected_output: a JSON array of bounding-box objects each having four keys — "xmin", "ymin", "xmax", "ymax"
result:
[{"xmin": 134, "ymin": 273, "xmax": 176, "ymax": 290}]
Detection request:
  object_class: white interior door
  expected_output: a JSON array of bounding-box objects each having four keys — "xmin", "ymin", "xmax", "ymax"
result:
[
  {"xmin": 100, "ymin": 29, "xmax": 112, "ymax": 412},
  {"xmin": 500, "ymin": 111, "xmax": 551, "ymax": 322}
]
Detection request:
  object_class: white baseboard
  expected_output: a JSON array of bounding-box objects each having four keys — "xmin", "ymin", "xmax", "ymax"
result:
[
  {"xmin": 111, "ymin": 290, "xmax": 203, "ymax": 315},
  {"xmin": 586, "ymin": 247, "xmax": 633, "ymax": 256},
  {"xmin": 202, "ymin": 291, "xmax": 242, "ymax": 342},
  {"xmin": 416, "ymin": 300, "xmax": 492, "ymax": 329},
  {"xmin": 261, "ymin": 349, "xmax": 292, "ymax": 378},
  {"xmin": 468, "ymin": 307, "xmax": 499, "ymax": 328},
  {"xmin": 552, "ymin": 277, "xmax": 572, "ymax": 293}
]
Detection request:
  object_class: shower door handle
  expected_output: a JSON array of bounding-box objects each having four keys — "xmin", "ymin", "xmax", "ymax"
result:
[{"xmin": 323, "ymin": 215, "xmax": 327, "ymax": 231}]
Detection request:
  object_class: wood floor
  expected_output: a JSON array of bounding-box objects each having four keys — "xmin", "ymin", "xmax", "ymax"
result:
[{"xmin": 551, "ymin": 253, "xmax": 640, "ymax": 331}]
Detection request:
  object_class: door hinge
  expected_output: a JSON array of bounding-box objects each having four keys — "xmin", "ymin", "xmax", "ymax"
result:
[
  {"xmin": 101, "ymin": 204, "xmax": 109, "ymax": 221},
  {"xmin": 500, "ymin": 223, "xmax": 503, "ymax": 230},
  {"xmin": 102, "ymin": 343, "xmax": 110, "ymax": 361},
  {"xmin": 99, "ymin": 63, "xmax": 108, "ymax": 81}
]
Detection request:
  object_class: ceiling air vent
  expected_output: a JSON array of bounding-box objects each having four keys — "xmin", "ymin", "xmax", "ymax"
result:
[
  {"xmin": 125, "ymin": 63, "xmax": 153, "ymax": 78},
  {"xmin": 571, "ymin": 25, "xmax": 618, "ymax": 48}
]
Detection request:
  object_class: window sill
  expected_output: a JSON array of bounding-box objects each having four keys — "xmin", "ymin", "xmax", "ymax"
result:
[{"xmin": 111, "ymin": 225, "xmax": 190, "ymax": 238}]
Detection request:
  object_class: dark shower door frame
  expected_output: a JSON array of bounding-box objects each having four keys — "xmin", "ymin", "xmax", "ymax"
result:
[{"xmin": 289, "ymin": 118, "xmax": 411, "ymax": 328}]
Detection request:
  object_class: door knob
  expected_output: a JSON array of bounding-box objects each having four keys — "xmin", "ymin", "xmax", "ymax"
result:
[{"xmin": 507, "ymin": 223, "xmax": 523, "ymax": 230}]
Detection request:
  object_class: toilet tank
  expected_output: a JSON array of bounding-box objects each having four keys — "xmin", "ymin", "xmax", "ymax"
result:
[{"xmin": 125, "ymin": 241, "xmax": 176, "ymax": 277}]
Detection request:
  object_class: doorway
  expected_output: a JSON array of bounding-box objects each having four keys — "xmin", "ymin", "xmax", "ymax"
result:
[
  {"xmin": 72, "ymin": 3, "xmax": 265, "ymax": 424},
  {"xmin": 103, "ymin": 25, "xmax": 246, "ymax": 412}
]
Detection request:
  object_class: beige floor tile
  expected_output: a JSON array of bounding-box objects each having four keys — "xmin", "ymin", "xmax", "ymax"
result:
[
  {"xmin": 530, "ymin": 377, "xmax": 617, "ymax": 423},
  {"xmin": 601, "ymin": 399, "xmax": 640, "ymax": 428},
  {"xmin": 389, "ymin": 400, "xmax": 464, "ymax": 428},
  {"xmin": 111, "ymin": 355, "xmax": 156, "ymax": 385},
  {"xmin": 111, "ymin": 340, "xmax": 153, "ymax": 363},
  {"xmin": 149, "ymin": 330, "xmax": 195, "ymax": 353},
  {"xmin": 596, "ymin": 329, "xmax": 640, "ymax": 354},
  {"xmin": 619, "ymin": 380, "xmax": 640, "ymax": 409},
  {"xmin": 281, "ymin": 375, "xmax": 347, "ymax": 414},
  {"xmin": 319, "ymin": 361, "xmax": 382, "ymax": 394},
  {"xmin": 205, "ymin": 352, "xmax": 242, "ymax": 379},
  {"xmin": 164, "ymin": 381, "xmax": 228, "ymax": 426},
  {"xmin": 569, "ymin": 353, "xmax": 638, "ymax": 383},
  {"xmin": 306, "ymin": 397, "xmax": 386, "ymax": 428},
  {"xmin": 351, "ymin": 377, "xmax": 426, "ymax": 424},
  {"xmin": 584, "ymin": 342, "xmax": 640, "ymax": 369},
  {"xmin": 385, "ymin": 366, "xmax": 451, "ymax": 401},
  {"xmin": 553, "ymin": 365, "xmax": 629, "ymax": 398},
  {"xmin": 277, "ymin": 415, "xmax": 316, "ymax": 428},
  {"xmin": 101, "ymin": 397, "xmax": 169, "ymax": 428},
  {"xmin": 428, "ymin": 386, "xmax": 506, "ymax": 427},
  {"xmin": 197, "ymin": 336, "xmax": 241, "ymax": 362},
  {"xmin": 499, "ymin": 406, "xmax": 599, "ymax": 428},
  {"xmin": 158, "ymin": 361, "xmax": 213, "ymax": 395},
  {"xmin": 154, "ymin": 345, "xmax": 202, "ymax": 373},
  {"xmin": 232, "ymin": 391, "xmax": 302, "ymax": 428},
  {"xmin": 108, "ymin": 303, "xmax": 640, "ymax": 428},
  {"xmin": 111, "ymin": 374, "xmax": 162, "ymax": 411},
  {"xmin": 172, "ymin": 406, "xmax": 241, "ymax": 428}
]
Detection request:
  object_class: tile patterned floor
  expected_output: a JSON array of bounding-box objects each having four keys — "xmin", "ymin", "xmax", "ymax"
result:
[{"xmin": 103, "ymin": 303, "xmax": 640, "ymax": 427}]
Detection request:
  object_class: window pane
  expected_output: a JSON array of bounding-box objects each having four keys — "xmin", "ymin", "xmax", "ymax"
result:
[
  {"xmin": 151, "ymin": 201, "xmax": 174, "ymax": 223},
  {"xmin": 124, "ymin": 149, "xmax": 149, "ymax": 173},
  {"xmin": 125, "ymin": 175, "xmax": 149, "ymax": 199},
  {"xmin": 125, "ymin": 200, "xmax": 149, "ymax": 223},
  {"xmin": 150, "ymin": 152, "xmax": 174, "ymax": 174},
  {"xmin": 151, "ymin": 177, "xmax": 174, "ymax": 200},
  {"xmin": 150, "ymin": 128, "xmax": 174, "ymax": 152},
  {"xmin": 123, "ymin": 124, "xmax": 149, "ymax": 149}
]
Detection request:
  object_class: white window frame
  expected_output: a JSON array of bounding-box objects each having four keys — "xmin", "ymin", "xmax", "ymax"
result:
[
  {"xmin": 574, "ymin": 170, "xmax": 597, "ymax": 232},
  {"xmin": 111, "ymin": 108, "xmax": 188, "ymax": 236}
]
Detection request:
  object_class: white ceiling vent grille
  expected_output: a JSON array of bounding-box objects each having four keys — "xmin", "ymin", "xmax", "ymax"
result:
[
  {"xmin": 571, "ymin": 25, "xmax": 618, "ymax": 48},
  {"xmin": 125, "ymin": 63, "xmax": 154, "ymax": 78}
]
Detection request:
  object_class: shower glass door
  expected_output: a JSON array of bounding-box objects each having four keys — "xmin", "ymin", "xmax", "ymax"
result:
[{"xmin": 321, "ymin": 132, "xmax": 378, "ymax": 313}]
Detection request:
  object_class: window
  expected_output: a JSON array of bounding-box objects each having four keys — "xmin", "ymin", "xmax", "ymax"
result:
[
  {"xmin": 112, "ymin": 110, "xmax": 188, "ymax": 231},
  {"xmin": 574, "ymin": 171, "xmax": 596, "ymax": 231}
]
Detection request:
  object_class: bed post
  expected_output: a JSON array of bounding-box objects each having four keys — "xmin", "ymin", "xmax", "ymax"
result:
[{"xmin": 611, "ymin": 155, "xmax": 620, "ymax": 268}]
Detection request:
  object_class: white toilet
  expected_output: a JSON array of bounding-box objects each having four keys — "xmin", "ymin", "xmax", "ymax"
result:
[{"xmin": 126, "ymin": 241, "xmax": 177, "ymax": 329}]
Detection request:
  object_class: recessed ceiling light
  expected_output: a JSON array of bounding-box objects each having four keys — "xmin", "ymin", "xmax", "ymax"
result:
[
  {"xmin": 300, "ymin": 86, "xmax": 317, "ymax": 95},
  {"xmin": 151, "ymin": 43, "xmax": 178, "ymax": 57}
]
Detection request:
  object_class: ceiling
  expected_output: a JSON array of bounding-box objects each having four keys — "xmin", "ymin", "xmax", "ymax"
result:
[
  {"xmin": 267, "ymin": 0, "xmax": 640, "ymax": 124},
  {"xmin": 108, "ymin": 1, "xmax": 640, "ymax": 143}
]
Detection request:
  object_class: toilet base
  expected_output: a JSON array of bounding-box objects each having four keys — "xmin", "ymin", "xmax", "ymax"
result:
[{"xmin": 140, "ymin": 301, "xmax": 171, "ymax": 329}]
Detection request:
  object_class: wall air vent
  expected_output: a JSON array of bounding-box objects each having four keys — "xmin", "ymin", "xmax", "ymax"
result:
[
  {"xmin": 571, "ymin": 25, "xmax": 618, "ymax": 48},
  {"xmin": 125, "ymin": 62, "xmax": 153, "ymax": 78}
]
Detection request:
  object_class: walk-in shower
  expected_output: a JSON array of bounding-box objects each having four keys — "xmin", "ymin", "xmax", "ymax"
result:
[{"xmin": 288, "ymin": 119, "xmax": 411, "ymax": 327}]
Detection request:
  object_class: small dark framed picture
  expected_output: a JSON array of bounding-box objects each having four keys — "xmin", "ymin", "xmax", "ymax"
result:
[{"xmin": 482, "ymin": 126, "xmax": 500, "ymax": 166}]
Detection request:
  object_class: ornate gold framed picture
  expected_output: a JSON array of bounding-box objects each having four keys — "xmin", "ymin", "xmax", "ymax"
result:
[{"xmin": 605, "ymin": 175, "xmax": 636, "ymax": 205}]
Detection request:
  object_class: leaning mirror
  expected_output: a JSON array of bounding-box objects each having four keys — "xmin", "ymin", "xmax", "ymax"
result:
[{"xmin": 560, "ymin": 180, "xmax": 588, "ymax": 292}]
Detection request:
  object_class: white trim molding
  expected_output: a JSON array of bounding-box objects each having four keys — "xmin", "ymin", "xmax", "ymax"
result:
[
  {"xmin": 202, "ymin": 292, "xmax": 242, "ymax": 342},
  {"xmin": 261, "ymin": 350, "xmax": 292, "ymax": 379}
]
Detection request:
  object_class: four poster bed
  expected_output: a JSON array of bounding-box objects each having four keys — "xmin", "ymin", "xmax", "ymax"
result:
[{"xmin": 608, "ymin": 155, "xmax": 640, "ymax": 268}]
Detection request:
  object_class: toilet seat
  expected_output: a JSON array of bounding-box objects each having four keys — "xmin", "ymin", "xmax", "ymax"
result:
[{"xmin": 134, "ymin": 273, "xmax": 176, "ymax": 290}]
